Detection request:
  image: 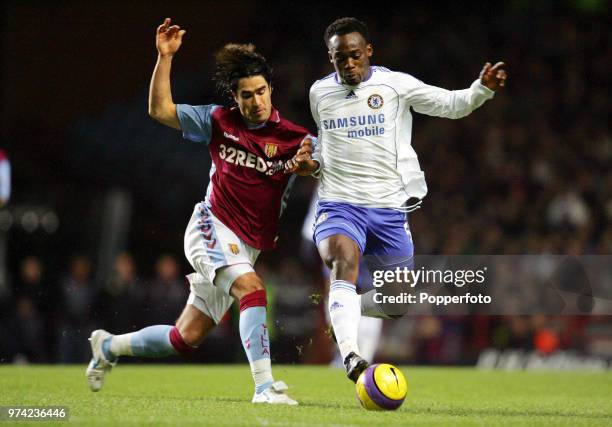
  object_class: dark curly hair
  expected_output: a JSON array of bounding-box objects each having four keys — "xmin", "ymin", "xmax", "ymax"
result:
[
  {"xmin": 213, "ymin": 43, "xmax": 273, "ymax": 100},
  {"xmin": 324, "ymin": 17, "xmax": 370, "ymax": 47}
]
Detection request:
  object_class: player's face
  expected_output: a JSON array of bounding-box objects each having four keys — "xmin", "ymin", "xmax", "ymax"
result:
[
  {"xmin": 328, "ymin": 32, "xmax": 373, "ymax": 86},
  {"xmin": 233, "ymin": 75, "xmax": 273, "ymax": 125}
]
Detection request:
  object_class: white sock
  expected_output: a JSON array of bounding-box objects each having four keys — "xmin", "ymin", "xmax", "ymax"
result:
[
  {"xmin": 329, "ymin": 280, "xmax": 361, "ymax": 360},
  {"xmin": 358, "ymin": 316, "xmax": 383, "ymax": 362},
  {"xmin": 360, "ymin": 289, "xmax": 393, "ymax": 318},
  {"xmin": 251, "ymin": 358, "xmax": 274, "ymax": 393},
  {"xmin": 110, "ymin": 333, "xmax": 134, "ymax": 356}
]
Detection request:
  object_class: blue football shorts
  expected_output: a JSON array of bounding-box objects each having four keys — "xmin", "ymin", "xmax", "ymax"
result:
[{"xmin": 313, "ymin": 201, "xmax": 414, "ymax": 293}]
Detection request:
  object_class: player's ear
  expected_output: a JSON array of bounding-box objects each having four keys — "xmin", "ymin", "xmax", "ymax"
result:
[
  {"xmin": 366, "ymin": 44, "xmax": 373, "ymax": 58},
  {"xmin": 328, "ymin": 50, "xmax": 334, "ymax": 64},
  {"xmin": 232, "ymin": 90, "xmax": 239, "ymax": 104}
]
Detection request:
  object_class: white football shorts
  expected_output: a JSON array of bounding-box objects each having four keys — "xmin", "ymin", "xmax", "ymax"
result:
[{"xmin": 183, "ymin": 202, "xmax": 260, "ymax": 323}]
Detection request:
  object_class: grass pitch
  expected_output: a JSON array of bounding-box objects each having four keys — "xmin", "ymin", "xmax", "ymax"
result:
[{"xmin": 1, "ymin": 365, "xmax": 611, "ymax": 426}]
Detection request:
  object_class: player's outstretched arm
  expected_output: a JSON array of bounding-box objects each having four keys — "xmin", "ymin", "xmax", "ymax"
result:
[
  {"xmin": 479, "ymin": 61, "xmax": 507, "ymax": 91},
  {"xmin": 407, "ymin": 61, "xmax": 508, "ymax": 119},
  {"xmin": 148, "ymin": 18, "xmax": 186, "ymax": 130}
]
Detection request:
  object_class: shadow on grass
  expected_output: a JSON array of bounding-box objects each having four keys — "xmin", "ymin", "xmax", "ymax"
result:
[
  {"xmin": 294, "ymin": 401, "xmax": 360, "ymax": 410},
  {"xmin": 100, "ymin": 394, "xmax": 247, "ymax": 404},
  {"xmin": 101, "ymin": 393, "xmax": 361, "ymax": 410},
  {"xmin": 210, "ymin": 397, "xmax": 359, "ymax": 410}
]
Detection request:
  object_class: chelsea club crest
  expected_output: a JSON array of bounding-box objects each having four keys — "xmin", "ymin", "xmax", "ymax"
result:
[{"xmin": 367, "ymin": 94, "xmax": 384, "ymax": 109}]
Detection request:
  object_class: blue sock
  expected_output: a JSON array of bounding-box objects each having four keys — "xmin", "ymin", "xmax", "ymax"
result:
[
  {"xmin": 239, "ymin": 291, "xmax": 274, "ymax": 393},
  {"xmin": 104, "ymin": 325, "xmax": 178, "ymax": 360},
  {"xmin": 101, "ymin": 338, "xmax": 116, "ymax": 362}
]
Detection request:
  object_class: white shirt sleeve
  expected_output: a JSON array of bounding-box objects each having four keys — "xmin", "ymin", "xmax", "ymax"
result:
[{"xmin": 398, "ymin": 73, "xmax": 495, "ymax": 119}]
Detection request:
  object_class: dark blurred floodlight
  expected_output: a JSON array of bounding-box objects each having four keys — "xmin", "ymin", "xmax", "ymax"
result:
[
  {"xmin": 2, "ymin": 206, "xmax": 60, "ymax": 233},
  {"xmin": 21, "ymin": 211, "xmax": 39, "ymax": 233},
  {"xmin": 41, "ymin": 212, "xmax": 59, "ymax": 233}
]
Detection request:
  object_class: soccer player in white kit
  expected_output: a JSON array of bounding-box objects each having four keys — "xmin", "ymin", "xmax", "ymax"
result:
[{"xmin": 305, "ymin": 17, "xmax": 508, "ymax": 382}]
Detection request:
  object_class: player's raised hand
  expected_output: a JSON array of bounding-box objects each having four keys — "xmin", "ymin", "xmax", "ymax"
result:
[
  {"xmin": 479, "ymin": 61, "xmax": 508, "ymax": 91},
  {"xmin": 285, "ymin": 137, "xmax": 319, "ymax": 176},
  {"xmin": 156, "ymin": 18, "xmax": 186, "ymax": 57}
]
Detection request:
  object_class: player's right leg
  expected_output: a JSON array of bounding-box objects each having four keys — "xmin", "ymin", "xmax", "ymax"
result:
[
  {"xmin": 86, "ymin": 299, "xmax": 217, "ymax": 392},
  {"xmin": 324, "ymin": 260, "xmax": 383, "ymax": 366},
  {"xmin": 225, "ymin": 271, "xmax": 297, "ymax": 405},
  {"xmin": 314, "ymin": 201, "xmax": 369, "ymax": 382},
  {"xmin": 184, "ymin": 202, "xmax": 297, "ymax": 404}
]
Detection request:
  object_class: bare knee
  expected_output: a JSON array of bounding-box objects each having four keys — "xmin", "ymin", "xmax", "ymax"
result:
[
  {"xmin": 328, "ymin": 256, "xmax": 359, "ymax": 281},
  {"xmin": 230, "ymin": 272, "xmax": 265, "ymax": 300},
  {"xmin": 176, "ymin": 325, "xmax": 203, "ymax": 348},
  {"xmin": 319, "ymin": 235, "xmax": 360, "ymax": 282},
  {"xmin": 175, "ymin": 305, "xmax": 215, "ymax": 347}
]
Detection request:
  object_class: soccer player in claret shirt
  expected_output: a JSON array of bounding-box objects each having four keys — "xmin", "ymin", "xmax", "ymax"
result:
[
  {"xmin": 86, "ymin": 18, "xmax": 315, "ymax": 405},
  {"xmin": 300, "ymin": 17, "xmax": 507, "ymax": 382}
]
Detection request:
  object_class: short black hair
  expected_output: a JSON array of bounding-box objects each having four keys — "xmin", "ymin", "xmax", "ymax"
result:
[
  {"xmin": 324, "ymin": 17, "xmax": 370, "ymax": 47},
  {"xmin": 213, "ymin": 43, "xmax": 273, "ymax": 99}
]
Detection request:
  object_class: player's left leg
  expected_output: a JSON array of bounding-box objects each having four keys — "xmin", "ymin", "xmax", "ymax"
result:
[
  {"xmin": 86, "ymin": 298, "xmax": 220, "ymax": 392},
  {"xmin": 354, "ymin": 261, "xmax": 384, "ymax": 361},
  {"xmin": 224, "ymin": 270, "xmax": 297, "ymax": 405},
  {"xmin": 110, "ymin": 306, "xmax": 213, "ymax": 355}
]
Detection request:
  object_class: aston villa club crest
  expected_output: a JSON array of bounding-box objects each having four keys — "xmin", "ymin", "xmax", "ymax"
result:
[
  {"xmin": 229, "ymin": 243, "xmax": 240, "ymax": 255},
  {"xmin": 264, "ymin": 143, "xmax": 278, "ymax": 158},
  {"xmin": 367, "ymin": 94, "xmax": 384, "ymax": 109}
]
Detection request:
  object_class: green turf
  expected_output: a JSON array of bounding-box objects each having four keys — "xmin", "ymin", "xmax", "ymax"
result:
[{"xmin": 0, "ymin": 365, "xmax": 611, "ymax": 426}]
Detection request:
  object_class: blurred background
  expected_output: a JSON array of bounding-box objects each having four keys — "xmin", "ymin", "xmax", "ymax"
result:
[{"xmin": 0, "ymin": 0, "xmax": 610, "ymax": 367}]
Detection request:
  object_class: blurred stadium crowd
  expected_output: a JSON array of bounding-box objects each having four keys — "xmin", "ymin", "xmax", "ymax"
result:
[{"xmin": 1, "ymin": 1, "xmax": 610, "ymax": 365}]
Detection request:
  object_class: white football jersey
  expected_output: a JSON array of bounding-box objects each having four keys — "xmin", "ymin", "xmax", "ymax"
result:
[{"xmin": 310, "ymin": 66, "xmax": 495, "ymax": 209}]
